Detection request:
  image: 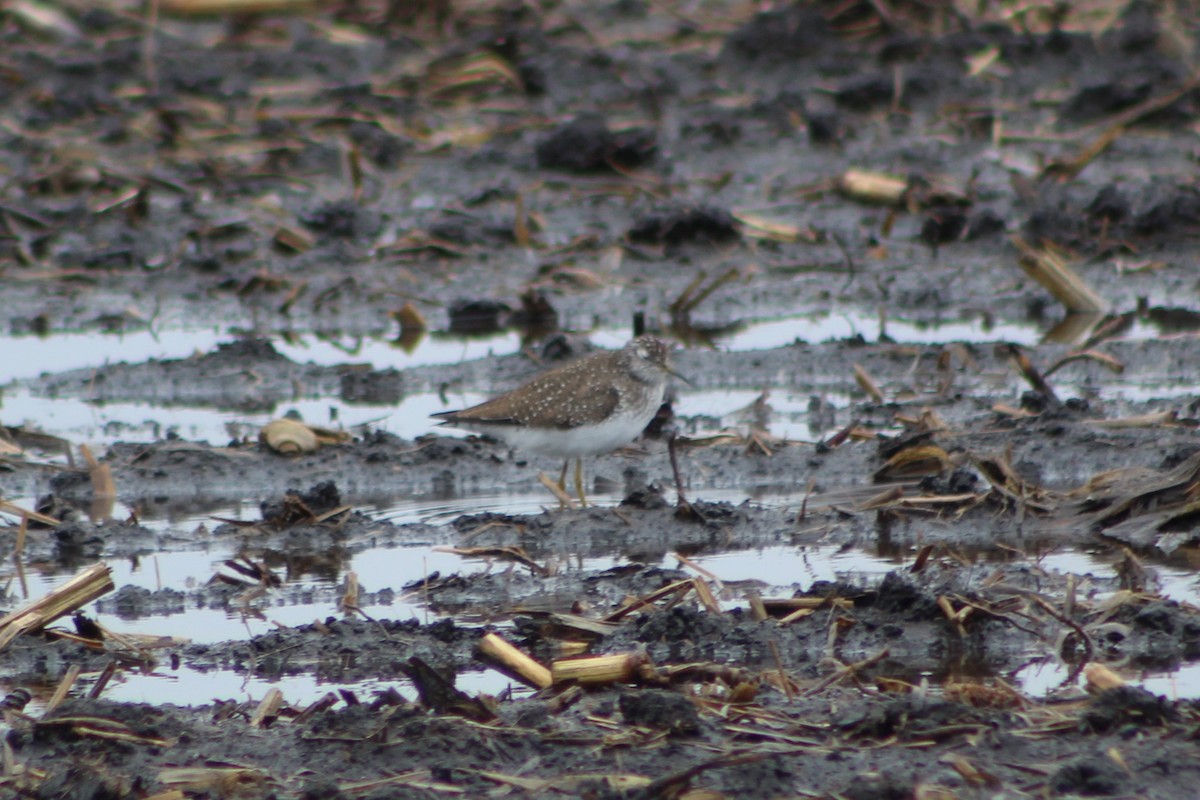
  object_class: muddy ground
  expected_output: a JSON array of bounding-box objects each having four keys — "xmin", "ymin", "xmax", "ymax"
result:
[{"xmin": 4, "ymin": 0, "xmax": 1200, "ymax": 797}]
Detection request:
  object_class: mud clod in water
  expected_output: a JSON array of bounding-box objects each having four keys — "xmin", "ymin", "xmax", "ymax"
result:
[
  {"xmin": 618, "ymin": 689, "xmax": 700, "ymax": 734},
  {"xmin": 627, "ymin": 206, "xmax": 740, "ymax": 249},
  {"xmin": 535, "ymin": 113, "xmax": 656, "ymax": 172},
  {"xmin": 1082, "ymin": 686, "xmax": 1179, "ymax": 732},
  {"xmin": 1049, "ymin": 755, "xmax": 1128, "ymax": 796}
]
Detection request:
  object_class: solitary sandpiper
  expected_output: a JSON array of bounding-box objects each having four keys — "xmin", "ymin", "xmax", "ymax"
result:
[{"xmin": 431, "ymin": 336, "xmax": 685, "ymax": 506}]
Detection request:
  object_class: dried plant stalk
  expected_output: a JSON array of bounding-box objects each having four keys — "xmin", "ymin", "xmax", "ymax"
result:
[
  {"xmin": 43, "ymin": 665, "xmax": 81, "ymax": 715},
  {"xmin": 747, "ymin": 594, "xmax": 768, "ymax": 622},
  {"xmin": 79, "ymin": 445, "xmax": 114, "ymax": 496},
  {"xmin": 853, "ymin": 364, "xmax": 884, "ymax": 403},
  {"xmin": 603, "ymin": 578, "xmax": 693, "ymax": 622},
  {"xmin": 1085, "ymin": 411, "xmax": 1176, "ymax": 429},
  {"xmin": 556, "ymin": 641, "xmax": 589, "ymax": 658},
  {"xmin": 0, "ymin": 563, "xmax": 114, "ymax": 651},
  {"xmin": 760, "ymin": 597, "xmax": 852, "ymax": 614},
  {"xmin": 837, "ymin": 169, "xmax": 908, "ymax": 205},
  {"xmin": 250, "ymin": 688, "xmax": 283, "ymax": 727},
  {"xmin": 160, "ymin": 0, "xmax": 312, "ymax": 14},
  {"xmin": 478, "ymin": 633, "xmax": 552, "ymax": 689},
  {"xmin": 538, "ymin": 473, "xmax": 575, "ymax": 508},
  {"xmin": 1012, "ymin": 236, "xmax": 1107, "ymax": 313},
  {"xmin": 159, "ymin": 767, "xmax": 267, "ymax": 791},
  {"xmin": 690, "ymin": 578, "xmax": 721, "ymax": 614},
  {"xmin": 779, "ymin": 607, "xmax": 815, "ymax": 624},
  {"xmin": 0, "ymin": 500, "xmax": 59, "ymax": 527},
  {"xmin": 1084, "ymin": 663, "xmax": 1126, "ymax": 692},
  {"xmin": 551, "ymin": 652, "xmax": 649, "ymax": 687}
]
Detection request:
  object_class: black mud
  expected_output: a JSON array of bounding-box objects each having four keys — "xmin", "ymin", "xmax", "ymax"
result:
[{"xmin": 4, "ymin": 0, "xmax": 1200, "ymax": 797}]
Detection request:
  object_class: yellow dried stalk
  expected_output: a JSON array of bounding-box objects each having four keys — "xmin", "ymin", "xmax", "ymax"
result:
[
  {"xmin": 538, "ymin": 472, "xmax": 576, "ymax": 508},
  {"xmin": 159, "ymin": 767, "xmax": 268, "ymax": 791},
  {"xmin": 142, "ymin": 791, "xmax": 187, "ymax": 800},
  {"xmin": 0, "ymin": 500, "xmax": 59, "ymax": 527},
  {"xmin": 837, "ymin": 169, "xmax": 908, "ymax": 205},
  {"xmin": 556, "ymin": 641, "xmax": 589, "ymax": 658},
  {"xmin": 43, "ymin": 665, "xmax": 81, "ymax": 715},
  {"xmin": 551, "ymin": 652, "xmax": 649, "ymax": 687},
  {"xmin": 603, "ymin": 578, "xmax": 694, "ymax": 622},
  {"xmin": 875, "ymin": 445, "xmax": 954, "ymax": 480},
  {"xmin": 478, "ymin": 633, "xmax": 552, "ymax": 690},
  {"xmin": 160, "ymin": 0, "xmax": 312, "ymax": 15},
  {"xmin": 1085, "ymin": 411, "xmax": 1177, "ymax": 429},
  {"xmin": 1012, "ymin": 235, "xmax": 1107, "ymax": 313},
  {"xmin": 40, "ymin": 716, "xmax": 172, "ymax": 746},
  {"xmin": 0, "ymin": 563, "xmax": 114, "ymax": 651},
  {"xmin": 1084, "ymin": 663, "xmax": 1126, "ymax": 692},
  {"xmin": 250, "ymin": 688, "xmax": 284, "ymax": 728},
  {"xmin": 853, "ymin": 364, "xmax": 884, "ymax": 402}
]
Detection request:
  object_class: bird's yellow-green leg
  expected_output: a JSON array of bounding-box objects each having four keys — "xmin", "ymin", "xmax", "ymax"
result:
[
  {"xmin": 574, "ymin": 458, "xmax": 588, "ymax": 508},
  {"xmin": 550, "ymin": 460, "xmax": 571, "ymax": 509}
]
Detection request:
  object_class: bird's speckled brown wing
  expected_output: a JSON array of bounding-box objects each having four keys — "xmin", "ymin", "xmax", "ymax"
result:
[{"xmin": 434, "ymin": 352, "xmax": 622, "ymax": 429}]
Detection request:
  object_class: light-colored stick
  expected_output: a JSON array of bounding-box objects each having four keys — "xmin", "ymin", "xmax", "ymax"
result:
[
  {"xmin": 477, "ymin": 633, "xmax": 552, "ymax": 689},
  {"xmin": 551, "ymin": 652, "xmax": 649, "ymax": 687},
  {"xmin": 250, "ymin": 688, "xmax": 284, "ymax": 727},
  {"xmin": 538, "ymin": 472, "xmax": 575, "ymax": 509},
  {"xmin": 161, "ymin": 0, "xmax": 312, "ymax": 14},
  {"xmin": 747, "ymin": 594, "xmax": 768, "ymax": 622},
  {"xmin": 1084, "ymin": 663, "xmax": 1126, "ymax": 692},
  {"xmin": 1085, "ymin": 411, "xmax": 1177, "ymax": 429},
  {"xmin": 44, "ymin": 664, "xmax": 81, "ymax": 715},
  {"xmin": 80, "ymin": 444, "xmax": 116, "ymax": 522},
  {"xmin": 853, "ymin": 364, "xmax": 884, "ymax": 403},
  {"xmin": 837, "ymin": 169, "xmax": 908, "ymax": 205},
  {"xmin": 690, "ymin": 578, "xmax": 722, "ymax": 614},
  {"xmin": 1012, "ymin": 236, "xmax": 1107, "ymax": 313},
  {"xmin": 143, "ymin": 791, "xmax": 188, "ymax": 800},
  {"xmin": 0, "ymin": 499, "xmax": 59, "ymax": 527},
  {"xmin": 0, "ymin": 563, "xmax": 114, "ymax": 651}
]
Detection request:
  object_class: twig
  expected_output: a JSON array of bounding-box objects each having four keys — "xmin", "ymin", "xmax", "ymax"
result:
[
  {"xmin": 768, "ymin": 640, "xmax": 795, "ymax": 701},
  {"xmin": 478, "ymin": 633, "xmax": 552, "ymax": 690},
  {"xmin": 142, "ymin": 0, "xmax": 160, "ymax": 95},
  {"xmin": 668, "ymin": 433, "xmax": 701, "ymax": 521},
  {"xmin": 44, "ymin": 665, "xmax": 81, "ymax": 715},
  {"xmin": 804, "ymin": 648, "xmax": 890, "ymax": 696},
  {"xmin": 0, "ymin": 563, "xmax": 114, "ymax": 651},
  {"xmin": 538, "ymin": 472, "xmax": 575, "ymax": 509}
]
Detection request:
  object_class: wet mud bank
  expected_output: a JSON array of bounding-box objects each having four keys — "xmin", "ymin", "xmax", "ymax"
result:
[{"xmin": 4, "ymin": 0, "xmax": 1200, "ymax": 796}]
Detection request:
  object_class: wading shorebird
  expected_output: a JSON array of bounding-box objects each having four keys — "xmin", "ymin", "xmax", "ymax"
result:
[{"xmin": 432, "ymin": 336, "xmax": 686, "ymax": 506}]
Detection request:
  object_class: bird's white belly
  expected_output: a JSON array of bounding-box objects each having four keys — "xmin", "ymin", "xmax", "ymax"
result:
[{"xmin": 492, "ymin": 396, "xmax": 662, "ymax": 458}]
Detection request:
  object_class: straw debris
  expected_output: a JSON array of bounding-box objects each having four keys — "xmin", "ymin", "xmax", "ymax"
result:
[{"xmin": 0, "ymin": 562, "xmax": 114, "ymax": 651}]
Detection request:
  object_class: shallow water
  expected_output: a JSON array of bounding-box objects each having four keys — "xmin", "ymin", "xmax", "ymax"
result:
[
  {"xmin": 7, "ymin": 500, "xmax": 1200, "ymax": 707},
  {"xmin": 4, "ymin": 309, "xmax": 1200, "ymax": 712},
  {"xmin": 0, "ymin": 308, "xmax": 1049, "ymax": 386},
  {"xmin": 10, "ymin": 306, "xmax": 1199, "ymax": 387}
]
